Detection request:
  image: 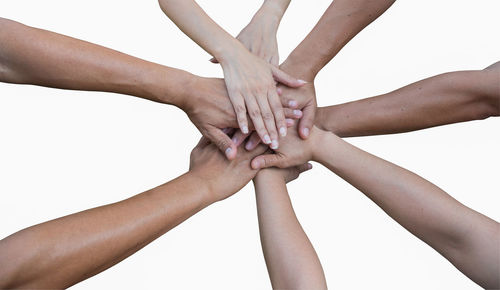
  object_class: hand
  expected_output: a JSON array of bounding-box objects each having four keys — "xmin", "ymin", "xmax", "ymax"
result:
[
  {"xmin": 278, "ymin": 61, "xmax": 318, "ymax": 139},
  {"xmin": 257, "ymin": 163, "xmax": 313, "ymax": 184},
  {"xmin": 181, "ymin": 76, "xmax": 302, "ymax": 160},
  {"xmin": 218, "ymin": 46, "xmax": 306, "ymax": 150},
  {"xmin": 250, "ymin": 124, "xmax": 325, "ymax": 170},
  {"xmin": 189, "ymin": 135, "xmax": 268, "ymax": 202}
]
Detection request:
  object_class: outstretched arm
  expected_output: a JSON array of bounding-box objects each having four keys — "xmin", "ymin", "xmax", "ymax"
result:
[
  {"xmin": 253, "ymin": 166, "xmax": 327, "ymax": 289},
  {"xmin": 0, "ymin": 17, "xmax": 188, "ymax": 106},
  {"xmin": 316, "ymin": 63, "xmax": 500, "ymax": 137},
  {"xmin": 0, "ymin": 138, "xmax": 267, "ymax": 289},
  {"xmin": 279, "ymin": 0, "xmax": 395, "ymax": 138},
  {"xmin": 0, "ymin": 18, "xmax": 302, "ymax": 159},
  {"xmin": 251, "ymin": 127, "xmax": 499, "ymax": 289},
  {"xmin": 159, "ymin": 0, "xmax": 305, "ymax": 149}
]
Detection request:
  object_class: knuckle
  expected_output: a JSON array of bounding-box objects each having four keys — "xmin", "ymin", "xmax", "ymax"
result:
[
  {"xmin": 234, "ymin": 105, "xmax": 246, "ymax": 115},
  {"xmin": 249, "ymin": 109, "xmax": 261, "ymax": 119},
  {"xmin": 262, "ymin": 112, "xmax": 274, "ymax": 121}
]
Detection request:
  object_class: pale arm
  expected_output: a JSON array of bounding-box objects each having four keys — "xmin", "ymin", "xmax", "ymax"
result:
[
  {"xmin": 316, "ymin": 64, "xmax": 500, "ymax": 137},
  {"xmin": 253, "ymin": 169, "xmax": 326, "ymax": 289},
  {"xmin": 312, "ymin": 131, "xmax": 500, "ymax": 289},
  {"xmin": 158, "ymin": 0, "xmax": 305, "ymax": 148}
]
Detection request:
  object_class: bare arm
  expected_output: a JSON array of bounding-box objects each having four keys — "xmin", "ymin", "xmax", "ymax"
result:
[
  {"xmin": 253, "ymin": 167, "xmax": 326, "ymax": 289},
  {"xmin": 0, "ymin": 17, "xmax": 189, "ymax": 106},
  {"xmin": 316, "ymin": 64, "xmax": 500, "ymax": 137},
  {"xmin": 279, "ymin": 0, "xmax": 395, "ymax": 138},
  {"xmin": 0, "ymin": 138, "xmax": 267, "ymax": 289},
  {"xmin": 251, "ymin": 127, "xmax": 500, "ymax": 288}
]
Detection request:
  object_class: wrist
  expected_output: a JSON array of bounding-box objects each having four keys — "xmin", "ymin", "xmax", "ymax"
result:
[
  {"xmin": 280, "ymin": 53, "xmax": 317, "ymax": 82},
  {"xmin": 145, "ymin": 65, "xmax": 194, "ymax": 109},
  {"xmin": 310, "ymin": 127, "xmax": 330, "ymax": 163},
  {"xmin": 255, "ymin": 1, "xmax": 285, "ymax": 27},
  {"xmin": 184, "ymin": 171, "xmax": 218, "ymax": 206}
]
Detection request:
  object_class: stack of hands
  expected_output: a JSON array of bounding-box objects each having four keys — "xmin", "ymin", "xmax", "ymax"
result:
[{"xmin": 0, "ymin": 0, "xmax": 499, "ymax": 289}]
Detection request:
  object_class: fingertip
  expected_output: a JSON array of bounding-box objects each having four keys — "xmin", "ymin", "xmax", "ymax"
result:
[
  {"xmin": 277, "ymin": 87, "xmax": 283, "ymax": 95},
  {"xmin": 299, "ymin": 126, "xmax": 310, "ymax": 139},
  {"xmin": 285, "ymin": 118, "xmax": 295, "ymax": 127},
  {"xmin": 225, "ymin": 146, "xmax": 237, "ymax": 160},
  {"xmin": 288, "ymin": 100, "xmax": 298, "ymax": 108},
  {"xmin": 307, "ymin": 163, "xmax": 313, "ymax": 170},
  {"xmin": 251, "ymin": 158, "xmax": 261, "ymax": 170}
]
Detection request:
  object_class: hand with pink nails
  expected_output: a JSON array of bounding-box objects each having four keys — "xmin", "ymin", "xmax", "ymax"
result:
[{"xmin": 276, "ymin": 64, "xmax": 317, "ymax": 140}]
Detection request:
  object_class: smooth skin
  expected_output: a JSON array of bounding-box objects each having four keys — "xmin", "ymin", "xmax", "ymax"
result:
[
  {"xmin": 0, "ymin": 18, "xmax": 302, "ymax": 160},
  {"xmin": 252, "ymin": 125, "xmax": 500, "ymax": 289},
  {"xmin": 254, "ymin": 166, "xmax": 328, "ymax": 289},
  {"xmin": 0, "ymin": 138, "xmax": 268, "ymax": 289},
  {"xmin": 158, "ymin": 0, "xmax": 306, "ymax": 149}
]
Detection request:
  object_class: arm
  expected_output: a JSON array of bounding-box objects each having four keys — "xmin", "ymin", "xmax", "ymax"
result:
[
  {"xmin": 252, "ymin": 127, "xmax": 500, "ymax": 288},
  {"xmin": 213, "ymin": 0, "xmax": 291, "ymax": 66},
  {"xmin": 279, "ymin": 0, "xmax": 395, "ymax": 138},
  {"xmin": 0, "ymin": 18, "xmax": 306, "ymax": 159},
  {"xmin": 0, "ymin": 137, "xmax": 267, "ymax": 289},
  {"xmin": 315, "ymin": 64, "xmax": 500, "ymax": 137},
  {"xmin": 158, "ymin": 0, "xmax": 305, "ymax": 148},
  {"xmin": 253, "ymin": 167, "xmax": 327, "ymax": 289}
]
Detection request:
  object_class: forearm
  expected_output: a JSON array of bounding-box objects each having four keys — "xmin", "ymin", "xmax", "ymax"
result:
[
  {"xmin": 0, "ymin": 17, "xmax": 192, "ymax": 107},
  {"xmin": 0, "ymin": 173, "xmax": 213, "ymax": 289},
  {"xmin": 283, "ymin": 0, "xmax": 395, "ymax": 81},
  {"xmin": 316, "ymin": 69, "xmax": 500, "ymax": 137},
  {"xmin": 158, "ymin": 0, "xmax": 245, "ymax": 62},
  {"xmin": 258, "ymin": 0, "xmax": 291, "ymax": 23},
  {"xmin": 312, "ymin": 131, "xmax": 499, "ymax": 288},
  {"xmin": 253, "ymin": 170, "xmax": 326, "ymax": 289}
]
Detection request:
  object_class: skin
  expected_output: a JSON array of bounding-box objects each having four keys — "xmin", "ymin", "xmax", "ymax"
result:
[
  {"xmin": 315, "ymin": 62, "xmax": 500, "ymax": 137},
  {"xmin": 254, "ymin": 166, "xmax": 328, "ymax": 289},
  {"xmin": 158, "ymin": 0, "xmax": 306, "ymax": 148},
  {"xmin": 239, "ymin": 62, "xmax": 500, "ymax": 150},
  {"xmin": 252, "ymin": 125, "xmax": 500, "ymax": 289},
  {"xmin": 211, "ymin": 0, "xmax": 291, "ymax": 66},
  {"xmin": 279, "ymin": 0, "xmax": 396, "ymax": 139},
  {"xmin": 0, "ymin": 138, "xmax": 268, "ymax": 289},
  {"xmin": 0, "ymin": 17, "xmax": 302, "ymax": 160}
]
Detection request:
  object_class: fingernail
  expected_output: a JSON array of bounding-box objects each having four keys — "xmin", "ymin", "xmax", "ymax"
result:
[
  {"xmin": 245, "ymin": 141, "xmax": 253, "ymax": 150},
  {"xmin": 277, "ymin": 87, "xmax": 282, "ymax": 95},
  {"xmin": 271, "ymin": 140, "xmax": 279, "ymax": 150},
  {"xmin": 302, "ymin": 128, "xmax": 310, "ymax": 137},
  {"xmin": 225, "ymin": 147, "xmax": 232, "ymax": 157},
  {"xmin": 289, "ymin": 100, "xmax": 297, "ymax": 107},
  {"xmin": 242, "ymin": 126, "xmax": 249, "ymax": 134},
  {"xmin": 286, "ymin": 119, "xmax": 294, "ymax": 126},
  {"xmin": 298, "ymin": 79, "xmax": 308, "ymax": 84},
  {"xmin": 307, "ymin": 164, "xmax": 313, "ymax": 169},
  {"xmin": 263, "ymin": 135, "xmax": 271, "ymax": 144},
  {"xmin": 293, "ymin": 109, "xmax": 302, "ymax": 116},
  {"xmin": 231, "ymin": 136, "xmax": 238, "ymax": 144},
  {"xmin": 279, "ymin": 127, "xmax": 287, "ymax": 137}
]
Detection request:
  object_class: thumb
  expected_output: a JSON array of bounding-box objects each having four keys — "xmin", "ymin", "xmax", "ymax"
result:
[
  {"xmin": 251, "ymin": 153, "xmax": 284, "ymax": 170},
  {"xmin": 298, "ymin": 102, "xmax": 316, "ymax": 139},
  {"xmin": 206, "ymin": 126, "xmax": 237, "ymax": 160},
  {"xmin": 209, "ymin": 57, "xmax": 219, "ymax": 64},
  {"xmin": 271, "ymin": 67, "xmax": 307, "ymax": 88}
]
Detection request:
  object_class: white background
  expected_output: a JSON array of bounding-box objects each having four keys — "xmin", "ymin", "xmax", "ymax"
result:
[{"xmin": 1, "ymin": 0, "xmax": 499, "ymax": 289}]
